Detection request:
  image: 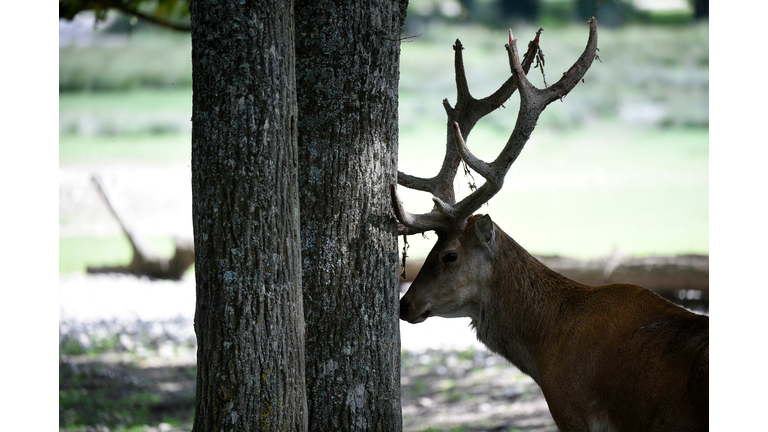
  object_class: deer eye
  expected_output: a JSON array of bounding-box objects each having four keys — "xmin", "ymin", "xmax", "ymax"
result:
[{"xmin": 442, "ymin": 252, "xmax": 458, "ymax": 263}]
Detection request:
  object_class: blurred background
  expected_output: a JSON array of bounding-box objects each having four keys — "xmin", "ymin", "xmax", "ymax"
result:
[{"xmin": 59, "ymin": 0, "xmax": 708, "ymax": 430}]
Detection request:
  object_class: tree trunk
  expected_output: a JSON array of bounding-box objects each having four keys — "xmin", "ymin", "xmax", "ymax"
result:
[
  {"xmin": 693, "ymin": 0, "xmax": 709, "ymax": 20},
  {"xmin": 295, "ymin": 1, "xmax": 407, "ymax": 430},
  {"xmin": 190, "ymin": 1, "xmax": 307, "ymax": 431}
]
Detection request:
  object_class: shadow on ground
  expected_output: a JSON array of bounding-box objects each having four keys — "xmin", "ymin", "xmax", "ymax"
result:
[
  {"xmin": 59, "ymin": 351, "xmax": 196, "ymax": 432},
  {"xmin": 59, "ymin": 346, "xmax": 556, "ymax": 431}
]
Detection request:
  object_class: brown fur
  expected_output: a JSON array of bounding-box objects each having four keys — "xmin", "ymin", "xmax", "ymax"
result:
[{"xmin": 400, "ymin": 215, "xmax": 709, "ymax": 432}]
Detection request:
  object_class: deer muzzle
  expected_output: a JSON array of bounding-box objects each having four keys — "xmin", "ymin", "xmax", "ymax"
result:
[{"xmin": 400, "ymin": 296, "xmax": 431, "ymax": 323}]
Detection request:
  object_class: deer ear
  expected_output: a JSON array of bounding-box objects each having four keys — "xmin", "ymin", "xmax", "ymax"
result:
[{"xmin": 474, "ymin": 214, "xmax": 495, "ymax": 244}]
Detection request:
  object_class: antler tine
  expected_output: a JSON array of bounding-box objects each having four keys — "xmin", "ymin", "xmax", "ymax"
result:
[
  {"xmin": 393, "ymin": 24, "xmax": 578, "ymax": 235},
  {"xmin": 470, "ymin": 27, "xmax": 543, "ymax": 120},
  {"xmin": 396, "ymin": 39, "xmax": 487, "ymax": 205},
  {"xmin": 442, "ymin": 19, "xmax": 599, "ymax": 224},
  {"xmin": 390, "ymin": 185, "xmax": 455, "ymax": 235},
  {"xmin": 545, "ymin": 18, "xmax": 599, "ymax": 102},
  {"xmin": 394, "ymin": 40, "xmax": 486, "ymax": 234},
  {"xmin": 438, "ymin": 123, "xmax": 505, "ymax": 225},
  {"xmin": 491, "ymin": 17, "xmax": 598, "ymax": 173}
]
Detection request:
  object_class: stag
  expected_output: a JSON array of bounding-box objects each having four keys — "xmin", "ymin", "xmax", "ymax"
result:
[{"xmin": 392, "ymin": 18, "xmax": 708, "ymax": 432}]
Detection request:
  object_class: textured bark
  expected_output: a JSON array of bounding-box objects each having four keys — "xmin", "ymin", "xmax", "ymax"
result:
[
  {"xmin": 190, "ymin": 1, "xmax": 307, "ymax": 431},
  {"xmin": 295, "ymin": 1, "xmax": 408, "ymax": 430}
]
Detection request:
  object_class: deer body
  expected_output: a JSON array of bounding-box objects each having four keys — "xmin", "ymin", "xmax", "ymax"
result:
[
  {"xmin": 401, "ymin": 215, "xmax": 708, "ymax": 432},
  {"xmin": 392, "ymin": 19, "xmax": 708, "ymax": 431}
]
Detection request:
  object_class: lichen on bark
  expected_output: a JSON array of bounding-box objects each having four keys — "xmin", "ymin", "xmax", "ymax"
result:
[
  {"xmin": 190, "ymin": 0, "xmax": 307, "ymax": 430},
  {"xmin": 295, "ymin": 0, "xmax": 408, "ymax": 430}
]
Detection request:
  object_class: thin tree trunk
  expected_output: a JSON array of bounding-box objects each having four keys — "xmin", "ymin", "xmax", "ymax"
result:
[
  {"xmin": 295, "ymin": 1, "xmax": 408, "ymax": 430},
  {"xmin": 190, "ymin": 1, "xmax": 307, "ymax": 430}
]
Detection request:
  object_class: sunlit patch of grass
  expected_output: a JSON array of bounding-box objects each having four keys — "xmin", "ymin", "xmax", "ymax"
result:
[
  {"xmin": 399, "ymin": 124, "xmax": 708, "ymax": 259},
  {"xmin": 59, "ymin": 133, "xmax": 190, "ymax": 163},
  {"xmin": 59, "ymin": 87, "xmax": 192, "ymax": 112},
  {"xmin": 59, "ymin": 88, "xmax": 192, "ymax": 136},
  {"xmin": 59, "ymin": 235, "xmax": 176, "ymax": 273}
]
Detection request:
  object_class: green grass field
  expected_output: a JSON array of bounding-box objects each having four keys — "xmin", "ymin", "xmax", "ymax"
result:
[
  {"xmin": 59, "ymin": 235, "xmax": 179, "ymax": 274},
  {"xmin": 397, "ymin": 123, "xmax": 708, "ymax": 259},
  {"xmin": 59, "ymin": 133, "xmax": 190, "ymax": 163},
  {"xmin": 58, "ymin": 120, "xmax": 707, "ymax": 269},
  {"xmin": 59, "ymin": 20, "xmax": 708, "ymax": 272}
]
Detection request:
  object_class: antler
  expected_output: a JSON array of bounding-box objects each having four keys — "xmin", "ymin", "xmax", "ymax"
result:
[{"xmin": 393, "ymin": 18, "xmax": 599, "ymax": 235}]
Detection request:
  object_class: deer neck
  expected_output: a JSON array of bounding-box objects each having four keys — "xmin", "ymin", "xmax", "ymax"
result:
[{"xmin": 473, "ymin": 232, "xmax": 582, "ymax": 383}]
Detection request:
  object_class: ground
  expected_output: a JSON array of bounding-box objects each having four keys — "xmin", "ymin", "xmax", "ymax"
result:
[
  {"xmin": 59, "ymin": 274, "xmax": 556, "ymax": 432},
  {"xmin": 59, "ymin": 342, "xmax": 557, "ymax": 432}
]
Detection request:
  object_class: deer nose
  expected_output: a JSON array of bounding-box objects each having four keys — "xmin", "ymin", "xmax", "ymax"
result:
[{"xmin": 399, "ymin": 297, "xmax": 410, "ymax": 321}]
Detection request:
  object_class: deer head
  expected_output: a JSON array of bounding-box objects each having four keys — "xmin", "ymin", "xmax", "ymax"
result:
[{"xmin": 393, "ymin": 19, "xmax": 599, "ymax": 323}]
